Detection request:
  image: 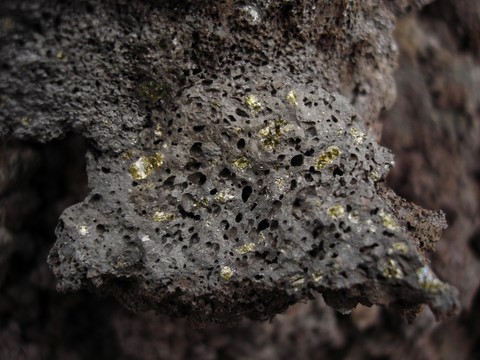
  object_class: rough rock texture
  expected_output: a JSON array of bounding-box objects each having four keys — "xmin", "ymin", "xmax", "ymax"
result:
[
  {"xmin": 383, "ymin": 7, "xmax": 480, "ymax": 311},
  {"xmin": 49, "ymin": 83, "xmax": 456, "ymax": 321},
  {"xmin": 2, "ymin": 0, "xmax": 480, "ymax": 358},
  {"xmin": 0, "ymin": 0, "xmax": 398, "ymax": 143},
  {"xmin": 0, "ymin": 0, "xmax": 459, "ymax": 321}
]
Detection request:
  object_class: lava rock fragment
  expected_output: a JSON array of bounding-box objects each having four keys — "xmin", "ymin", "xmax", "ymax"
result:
[
  {"xmin": 49, "ymin": 82, "xmax": 458, "ymax": 321},
  {"xmin": 0, "ymin": 0, "xmax": 459, "ymax": 322}
]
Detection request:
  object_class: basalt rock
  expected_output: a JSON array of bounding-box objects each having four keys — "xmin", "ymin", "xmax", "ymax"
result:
[{"xmin": 0, "ymin": 0, "xmax": 459, "ymax": 322}]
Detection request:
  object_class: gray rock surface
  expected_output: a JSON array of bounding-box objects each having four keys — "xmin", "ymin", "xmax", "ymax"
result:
[
  {"xmin": 0, "ymin": 0, "xmax": 398, "ymax": 145},
  {"xmin": 0, "ymin": 0, "xmax": 459, "ymax": 322}
]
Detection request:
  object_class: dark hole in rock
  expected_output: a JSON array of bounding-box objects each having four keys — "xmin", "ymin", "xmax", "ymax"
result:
[
  {"xmin": 291, "ymin": 154, "xmax": 304, "ymax": 166},
  {"xmin": 333, "ymin": 167, "xmax": 344, "ymax": 177},
  {"xmin": 235, "ymin": 108, "xmax": 249, "ymax": 118},
  {"xmin": 219, "ymin": 168, "xmax": 233, "ymax": 178},
  {"xmin": 237, "ymin": 138, "xmax": 246, "ymax": 150},
  {"xmin": 187, "ymin": 172, "xmax": 207, "ymax": 185},
  {"xmin": 242, "ymin": 186, "xmax": 253, "ymax": 202},
  {"xmin": 190, "ymin": 142, "xmax": 203, "ymax": 155},
  {"xmin": 257, "ymin": 219, "xmax": 270, "ymax": 231}
]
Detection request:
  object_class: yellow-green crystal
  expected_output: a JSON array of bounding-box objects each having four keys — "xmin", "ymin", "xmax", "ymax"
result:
[
  {"xmin": 129, "ymin": 153, "xmax": 164, "ymax": 180},
  {"xmin": 215, "ymin": 190, "xmax": 235, "ymax": 204},
  {"xmin": 153, "ymin": 211, "xmax": 176, "ymax": 222},
  {"xmin": 245, "ymin": 94, "xmax": 263, "ymax": 112},
  {"xmin": 315, "ymin": 146, "xmax": 341, "ymax": 170},
  {"xmin": 274, "ymin": 178, "xmax": 286, "ymax": 190},
  {"xmin": 258, "ymin": 118, "xmax": 288, "ymax": 150},
  {"xmin": 20, "ymin": 116, "xmax": 31, "ymax": 126},
  {"xmin": 388, "ymin": 242, "xmax": 409, "ymax": 255},
  {"xmin": 56, "ymin": 50, "xmax": 66, "ymax": 60},
  {"xmin": 312, "ymin": 271, "xmax": 323, "ymax": 284},
  {"xmin": 233, "ymin": 156, "xmax": 250, "ymax": 170},
  {"xmin": 77, "ymin": 225, "xmax": 89, "ymax": 236},
  {"xmin": 382, "ymin": 259, "xmax": 403, "ymax": 279},
  {"xmin": 286, "ymin": 90, "xmax": 298, "ymax": 107},
  {"xmin": 349, "ymin": 127, "xmax": 365, "ymax": 144},
  {"xmin": 122, "ymin": 150, "xmax": 134, "ymax": 160},
  {"xmin": 194, "ymin": 197, "xmax": 210, "ymax": 209},
  {"xmin": 290, "ymin": 274, "xmax": 305, "ymax": 287},
  {"xmin": 220, "ymin": 266, "xmax": 234, "ymax": 281},
  {"xmin": 258, "ymin": 233, "xmax": 266, "ymax": 243},
  {"xmin": 154, "ymin": 124, "xmax": 163, "ymax": 137},
  {"xmin": 328, "ymin": 204, "xmax": 345, "ymax": 219},
  {"xmin": 235, "ymin": 242, "xmax": 255, "ymax": 254},
  {"xmin": 379, "ymin": 210, "xmax": 399, "ymax": 231},
  {"xmin": 416, "ymin": 266, "xmax": 445, "ymax": 293},
  {"xmin": 369, "ymin": 170, "xmax": 381, "ymax": 182}
]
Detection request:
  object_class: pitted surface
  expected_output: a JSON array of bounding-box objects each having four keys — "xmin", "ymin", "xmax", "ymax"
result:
[
  {"xmin": 0, "ymin": 0, "xmax": 397, "ymax": 147},
  {"xmin": 50, "ymin": 81, "xmax": 457, "ymax": 321},
  {"xmin": 0, "ymin": 0, "xmax": 459, "ymax": 321}
]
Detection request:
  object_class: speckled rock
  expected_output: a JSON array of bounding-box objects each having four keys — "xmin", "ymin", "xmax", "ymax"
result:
[
  {"xmin": 49, "ymin": 80, "xmax": 457, "ymax": 321},
  {"xmin": 0, "ymin": 0, "xmax": 459, "ymax": 322},
  {"xmin": 0, "ymin": 0, "xmax": 398, "ymax": 145}
]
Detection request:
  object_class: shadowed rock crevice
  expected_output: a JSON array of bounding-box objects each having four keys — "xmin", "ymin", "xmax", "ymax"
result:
[{"xmin": 0, "ymin": 135, "xmax": 89, "ymax": 285}]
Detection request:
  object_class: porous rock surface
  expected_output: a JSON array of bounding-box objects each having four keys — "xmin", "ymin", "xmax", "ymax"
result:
[{"xmin": 0, "ymin": 0, "xmax": 458, "ymax": 321}]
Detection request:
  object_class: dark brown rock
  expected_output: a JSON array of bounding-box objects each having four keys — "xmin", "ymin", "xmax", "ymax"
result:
[{"xmin": 2, "ymin": 0, "xmax": 479, "ymax": 358}]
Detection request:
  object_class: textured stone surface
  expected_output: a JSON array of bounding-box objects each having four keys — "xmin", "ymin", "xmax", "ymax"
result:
[
  {"xmin": 382, "ymin": 0, "xmax": 480, "ymax": 315},
  {"xmin": 0, "ymin": 0, "xmax": 459, "ymax": 322},
  {"xmin": 48, "ymin": 81, "xmax": 458, "ymax": 321},
  {"xmin": 0, "ymin": 0, "xmax": 398, "ymax": 145},
  {"xmin": 1, "ymin": 0, "xmax": 480, "ymax": 358}
]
